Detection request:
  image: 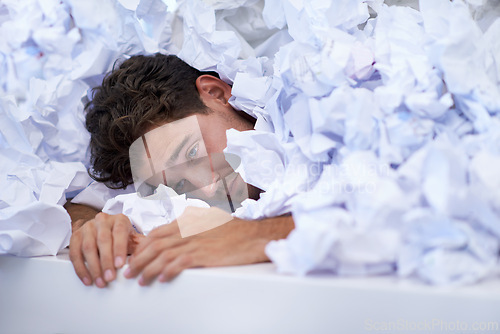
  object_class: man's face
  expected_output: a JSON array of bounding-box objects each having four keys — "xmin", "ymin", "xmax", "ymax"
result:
[{"xmin": 130, "ymin": 114, "xmax": 251, "ymax": 212}]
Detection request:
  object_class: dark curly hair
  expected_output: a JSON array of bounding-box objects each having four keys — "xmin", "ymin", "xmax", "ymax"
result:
[{"xmin": 85, "ymin": 53, "xmax": 220, "ymax": 189}]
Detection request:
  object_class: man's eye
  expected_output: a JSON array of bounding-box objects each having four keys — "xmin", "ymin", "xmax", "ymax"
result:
[
  {"xmin": 187, "ymin": 143, "xmax": 198, "ymax": 159},
  {"xmin": 175, "ymin": 179, "xmax": 186, "ymax": 193}
]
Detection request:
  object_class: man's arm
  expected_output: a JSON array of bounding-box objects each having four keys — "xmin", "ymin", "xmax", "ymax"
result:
[
  {"xmin": 125, "ymin": 211, "xmax": 295, "ymax": 285},
  {"xmin": 64, "ymin": 201, "xmax": 100, "ymax": 231}
]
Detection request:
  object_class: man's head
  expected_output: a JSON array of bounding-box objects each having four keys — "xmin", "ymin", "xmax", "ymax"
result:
[
  {"xmin": 86, "ymin": 53, "xmax": 252, "ymax": 189},
  {"xmin": 130, "ymin": 115, "xmax": 251, "ymax": 211},
  {"xmin": 85, "ymin": 53, "xmax": 257, "ymax": 206}
]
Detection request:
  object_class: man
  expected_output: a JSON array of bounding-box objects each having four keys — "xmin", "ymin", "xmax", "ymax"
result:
[{"xmin": 68, "ymin": 53, "xmax": 295, "ymax": 288}]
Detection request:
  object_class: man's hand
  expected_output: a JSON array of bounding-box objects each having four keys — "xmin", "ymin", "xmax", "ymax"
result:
[
  {"xmin": 69, "ymin": 213, "xmax": 144, "ymax": 287},
  {"xmin": 124, "ymin": 207, "xmax": 294, "ymax": 285}
]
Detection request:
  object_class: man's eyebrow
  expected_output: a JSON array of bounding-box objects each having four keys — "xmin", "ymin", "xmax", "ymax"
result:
[{"xmin": 167, "ymin": 134, "xmax": 192, "ymax": 165}]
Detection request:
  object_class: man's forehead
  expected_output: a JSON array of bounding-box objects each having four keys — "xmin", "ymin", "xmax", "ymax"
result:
[{"xmin": 129, "ymin": 115, "xmax": 204, "ymax": 184}]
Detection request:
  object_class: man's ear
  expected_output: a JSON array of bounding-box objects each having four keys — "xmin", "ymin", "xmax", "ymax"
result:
[{"xmin": 196, "ymin": 75, "xmax": 232, "ymax": 106}]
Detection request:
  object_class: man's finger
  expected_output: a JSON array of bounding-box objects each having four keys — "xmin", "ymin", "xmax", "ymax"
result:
[
  {"xmin": 69, "ymin": 231, "xmax": 92, "ymax": 286},
  {"xmin": 112, "ymin": 214, "xmax": 131, "ymax": 269},
  {"xmin": 126, "ymin": 238, "xmax": 187, "ymax": 279},
  {"xmin": 146, "ymin": 221, "xmax": 180, "ymax": 239},
  {"xmin": 137, "ymin": 250, "xmax": 179, "ymax": 286},
  {"xmin": 158, "ymin": 253, "xmax": 195, "ymax": 282},
  {"xmin": 95, "ymin": 215, "xmax": 115, "ymax": 283},
  {"xmin": 126, "ymin": 239, "xmax": 169, "ymax": 278},
  {"xmin": 130, "ymin": 234, "xmax": 155, "ymax": 258},
  {"xmin": 81, "ymin": 226, "xmax": 106, "ymax": 288},
  {"xmin": 132, "ymin": 226, "xmax": 182, "ymax": 258}
]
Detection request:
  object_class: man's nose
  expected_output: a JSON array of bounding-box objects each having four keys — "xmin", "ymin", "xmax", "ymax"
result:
[{"xmin": 188, "ymin": 170, "xmax": 220, "ymax": 198}]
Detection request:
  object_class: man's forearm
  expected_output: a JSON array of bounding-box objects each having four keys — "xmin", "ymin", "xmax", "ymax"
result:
[
  {"xmin": 245, "ymin": 214, "xmax": 295, "ymax": 262},
  {"xmin": 64, "ymin": 201, "xmax": 100, "ymax": 231},
  {"xmin": 259, "ymin": 214, "xmax": 295, "ymax": 241},
  {"xmin": 202, "ymin": 213, "xmax": 294, "ymax": 240},
  {"xmin": 200, "ymin": 213, "xmax": 295, "ymax": 263},
  {"xmin": 126, "ymin": 211, "xmax": 296, "ymax": 284},
  {"xmin": 252, "ymin": 214, "xmax": 295, "ymax": 241}
]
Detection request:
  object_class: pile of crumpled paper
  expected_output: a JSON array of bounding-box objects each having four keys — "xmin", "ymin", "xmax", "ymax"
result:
[{"xmin": 1, "ymin": 0, "xmax": 499, "ymax": 285}]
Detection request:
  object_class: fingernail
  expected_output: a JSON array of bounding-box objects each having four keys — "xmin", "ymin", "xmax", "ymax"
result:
[
  {"xmin": 123, "ymin": 267, "xmax": 131, "ymax": 278},
  {"xmin": 95, "ymin": 277, "xmax": 105, "ymax": 288},
  {"xmin": 138, "ymin": 276, "xmax": 145, "ymax": 286},
  {"xmin": 104, "ymin": 269, "xmax": 114, "ymax": 282},
  {"xmin": 82, "ymin": 277, "xmax": 92, "ymax": 286},
  {"xmin": 114, "ymin": 256, "xmax": 124, "ymax": 268},
  {"xmin": 158, "ymin": 274, "xmax": 166, "ymax": 283}
]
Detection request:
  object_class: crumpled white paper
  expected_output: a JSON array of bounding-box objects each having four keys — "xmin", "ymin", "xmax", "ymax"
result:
[
  {"xmin": 102, "ymin": 184, "xmax": 209, "ymax": 235},
  {"xmin": 71, "ymin": 181, "xmax": 135, "ymax": 210},
  {"xmin": 2, "ymin": 0, "xmax": 499, "ymax": 286},
  {"xmin": 257, "ymin": 0, "xmax": 500, "ymax": 285},
  {"xmin": 0, "ymin": 0, "xmax": 175, "ymax": 256}
]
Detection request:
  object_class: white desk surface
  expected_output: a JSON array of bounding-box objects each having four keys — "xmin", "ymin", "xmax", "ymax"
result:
[{"xmin": 1, "ymin": 249, "xmax": 499, "ymax": 334}]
